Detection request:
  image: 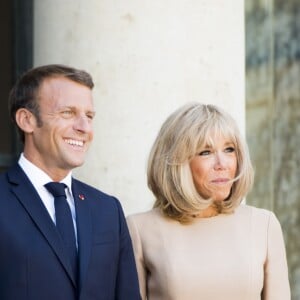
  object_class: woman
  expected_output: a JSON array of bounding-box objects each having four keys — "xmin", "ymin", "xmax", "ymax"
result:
[{"xmin": 127, "ymin": 103, "xmax": 290, "ymax": 300}]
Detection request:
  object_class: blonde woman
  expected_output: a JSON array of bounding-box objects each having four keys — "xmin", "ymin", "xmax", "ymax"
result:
[{"xmin": 127, "ymin": 103, "xmax": 290, "ymax": 300}]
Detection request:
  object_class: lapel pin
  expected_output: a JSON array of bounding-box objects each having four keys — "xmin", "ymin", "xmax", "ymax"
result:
[{"xmin": 79, "ymin": 194, "xmax": 85, "ymax": 200}]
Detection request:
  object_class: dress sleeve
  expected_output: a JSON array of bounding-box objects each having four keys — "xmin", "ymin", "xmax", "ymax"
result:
[
  {"xmin": 127, "ymin": 216, "xmax": 147, "ymax": 300},
  {"xmin": 262, "ymin": 212, "xmax": 291, "ymax": 300}
]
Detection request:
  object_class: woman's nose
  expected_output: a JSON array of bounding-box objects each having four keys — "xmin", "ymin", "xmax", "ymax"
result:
[{"xmin": 214, "ymin": 152, "xmax": 226, "ymax": 170}]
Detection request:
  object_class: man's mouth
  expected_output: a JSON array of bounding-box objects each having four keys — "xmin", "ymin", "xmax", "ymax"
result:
[{"xmin": 64, "ymin": 139, "xmax": 84, "ymax": 147}]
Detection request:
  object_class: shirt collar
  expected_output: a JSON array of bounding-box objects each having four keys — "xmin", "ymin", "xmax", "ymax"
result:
[{"xmin": 18, "ymin": 153, "xmax": 72, "ymax": 191}]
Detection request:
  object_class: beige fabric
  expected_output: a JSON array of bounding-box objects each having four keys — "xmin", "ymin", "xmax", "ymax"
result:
[{"xmin": 127, "ymin": 205, "xmax": 290, "ymax": 300}]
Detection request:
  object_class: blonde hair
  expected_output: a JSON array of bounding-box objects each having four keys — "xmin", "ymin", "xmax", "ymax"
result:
[{"xmin": 147, "ymin": 102, "xmax": 254, "ymax": 223}]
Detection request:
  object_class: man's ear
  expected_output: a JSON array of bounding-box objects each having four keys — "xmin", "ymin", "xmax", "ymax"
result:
[{"xmin": 15, "ymin": 108, "xmax": 37, "ymax": 133}]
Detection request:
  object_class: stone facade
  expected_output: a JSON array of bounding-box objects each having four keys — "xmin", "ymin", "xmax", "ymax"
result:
[
  {"xmin": 245, "ymin": 1, "xmax": 300, "ymax": 298},
  {"xmin": 34, "ymin": 0, "xmax": 246, "ymax": 214}
]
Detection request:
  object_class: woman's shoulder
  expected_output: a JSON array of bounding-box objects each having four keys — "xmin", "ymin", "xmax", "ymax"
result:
[
  {"xmin": 236, "ymin": 204, "xmax": 278, "ymax": 225},
  {"xmin": 127, "ymin": 207, "xmax": 163, "ymax": 223},
  {"xmin": 127, "ymin": 208, "xmax": 178, "ymax": 234},
  {"xmin": 238, "ymin": 203, "xmax": 273, "ymax": 214},
  {"xmin": 127, "ymin": 208, "xmax": 174, "ymax": 242}
]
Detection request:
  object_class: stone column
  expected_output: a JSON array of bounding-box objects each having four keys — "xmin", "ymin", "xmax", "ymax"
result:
[
  {"xmin": 246, "ymin": 0, "xmax": 300, "ymax": 297},
  {"xmin": 34, "ymin": 0, "xmax": 245, "ymax": 214}
]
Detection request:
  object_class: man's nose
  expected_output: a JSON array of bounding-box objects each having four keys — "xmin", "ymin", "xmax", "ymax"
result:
[{"xmin": 73, "ymin": 115, "xmax": 92, "ymax": 133}]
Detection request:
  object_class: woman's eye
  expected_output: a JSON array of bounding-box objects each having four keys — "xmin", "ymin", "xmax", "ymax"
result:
[
  {"xmin": 198, "ymin": 150, "xmax": 211, "ymax": 156},
  {"xmin": 225, "ymin": 147, "xmax": 235, "ymax": 153}
]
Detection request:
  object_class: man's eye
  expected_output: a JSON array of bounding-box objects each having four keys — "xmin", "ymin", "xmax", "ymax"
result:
[
  {"xmin": 61, "ymin": 110, "xmax": 74, "ymax": 117},
  {"xmin": 86, "ymin": 113, "xmax": 95, "ymax": 120},
  {"xmin": 198, "ymin": 150, "xmax": 211, "ymax": 156}
]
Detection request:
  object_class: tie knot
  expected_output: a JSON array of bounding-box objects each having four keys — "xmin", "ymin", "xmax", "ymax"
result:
[{"xmin": 45, "ymin": 182, "xmax": 67, "ymax": 197}]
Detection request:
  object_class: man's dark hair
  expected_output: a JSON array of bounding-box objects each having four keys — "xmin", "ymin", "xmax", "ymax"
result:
[{"xmin": 8, "ymin": 64, "xmax": 94, "ymax": 143}]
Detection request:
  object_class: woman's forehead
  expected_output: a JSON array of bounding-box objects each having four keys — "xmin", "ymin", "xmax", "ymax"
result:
[{"xmin": 200, "ymin": 129, "xmax": 236, "ymax": 146}]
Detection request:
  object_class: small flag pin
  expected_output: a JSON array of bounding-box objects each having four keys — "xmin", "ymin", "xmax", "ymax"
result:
[{"xmin": 79, "ymin": 194, "xmax": 85, "ymax": 200}]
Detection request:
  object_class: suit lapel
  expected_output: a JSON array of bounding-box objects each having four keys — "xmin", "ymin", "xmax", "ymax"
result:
[
  {"xmin": 72, "ymin": 179, "xmax": 92, "ymax": 290},
  {"xmin": 7, "ymin": 164, "xmax": 77, "ymax": 286}
]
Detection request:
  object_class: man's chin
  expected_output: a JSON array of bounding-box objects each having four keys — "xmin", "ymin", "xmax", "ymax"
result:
[{"xmin": 68, "ymin": 158, "xmax": 86, "ymax": 169}]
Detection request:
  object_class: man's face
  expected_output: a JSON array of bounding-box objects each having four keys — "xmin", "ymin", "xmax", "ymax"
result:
[{"xmin": 23, "ymin": 77, "xmax": 95, "ymax": 180}]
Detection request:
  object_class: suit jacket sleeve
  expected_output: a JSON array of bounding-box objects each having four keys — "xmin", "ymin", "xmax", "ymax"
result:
[
  {"xmin": 114, "ymin": 199, "xmax": 141, "ymax": 300},
  {"xmin": 262, "ymin": 212, "xmax": 290, "ymax": 300},
  {"xmin": 127, "ymin": 216, "xmax": 147, "ymax": 300}
]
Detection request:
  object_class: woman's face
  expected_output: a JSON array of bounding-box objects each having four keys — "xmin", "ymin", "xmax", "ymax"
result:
[{"xmin": 189, "ymin": 134, "xmax": 237, "ymax": 202}]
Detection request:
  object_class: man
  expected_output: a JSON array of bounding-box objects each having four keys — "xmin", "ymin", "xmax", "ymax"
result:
[{"xmin": 0, "ymin": 64, "xmax": 141, "ymax": 299}]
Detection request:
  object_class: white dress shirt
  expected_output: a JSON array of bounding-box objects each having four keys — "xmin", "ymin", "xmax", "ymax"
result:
[{"xmin": 18, "ymin": 153, "xmax": 78, "ymax": 243}]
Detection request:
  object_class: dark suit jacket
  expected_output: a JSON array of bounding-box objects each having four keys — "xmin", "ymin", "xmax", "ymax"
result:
[{"xmin": 0, "ymin": 164, "xmax": 141, "ymax": 300}]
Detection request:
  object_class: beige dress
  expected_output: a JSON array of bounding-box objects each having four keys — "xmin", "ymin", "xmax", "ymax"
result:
[{"xmin": 127, "ymin": 204, "xmax": 290, "ymax": 300}]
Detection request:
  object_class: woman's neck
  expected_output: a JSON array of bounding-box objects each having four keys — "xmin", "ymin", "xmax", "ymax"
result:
[{"xmin": 195, "ymin": 205, "xmax": 219, "ymax": 218}]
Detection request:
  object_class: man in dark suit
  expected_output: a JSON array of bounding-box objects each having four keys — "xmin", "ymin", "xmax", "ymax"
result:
[{"xmin": 0, "ymin": 64, "xmax": 141, "ymax": 299}]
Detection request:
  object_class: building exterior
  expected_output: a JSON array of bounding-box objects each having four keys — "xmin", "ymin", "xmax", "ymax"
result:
[{"xmin": 1, "ymin": 0, "xmax": 299, "ymax": 297}]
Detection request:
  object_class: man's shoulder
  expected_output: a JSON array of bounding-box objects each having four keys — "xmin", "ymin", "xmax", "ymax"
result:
[
  {"xmin": 72, "ymin": 178, "xmax": 127, "ymax": 222},
  {"xmin": 0, "ymin": 171, "xmax": 8, "ymax": 187},
  {"xmin": 72, "ymin": 178, "xmax": 119, "ymax": 205},
  {"xmin": 0, "ymin": 163, "xmax": 20, "ymax": 185}
]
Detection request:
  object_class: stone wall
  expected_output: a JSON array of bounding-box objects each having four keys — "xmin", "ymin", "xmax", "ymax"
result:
[
  {"xmin": 34, "ymin": 0, "xmax": 246, "ymax": 215},
  {"xmin": 245, "ymin": 1, "xmax": 300, "ymax": 298}
]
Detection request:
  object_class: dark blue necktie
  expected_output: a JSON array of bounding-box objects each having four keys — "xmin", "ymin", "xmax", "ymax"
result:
[{"xmin": 45, "ymin": 182, "xmax": 78, "ymax": 279}]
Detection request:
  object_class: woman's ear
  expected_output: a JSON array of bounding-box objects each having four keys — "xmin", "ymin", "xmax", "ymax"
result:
[{"xmin": 15, "ymin": 108, "xmax": 37, "ymax": 133}]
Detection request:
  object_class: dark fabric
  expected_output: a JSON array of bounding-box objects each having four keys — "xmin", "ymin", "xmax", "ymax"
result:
[
  {"xmin": 45, "ymin": 182, "xmax": 78, "ymax": 281},
  {"xmin": 0, "ymin": 164, "xmax": 141, "ymax": 300}
]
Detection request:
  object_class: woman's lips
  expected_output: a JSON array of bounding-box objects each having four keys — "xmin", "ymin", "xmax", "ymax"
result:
[{"xmin": 211, "ymin": 178, "xmax": 229, "ymax": 183}]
